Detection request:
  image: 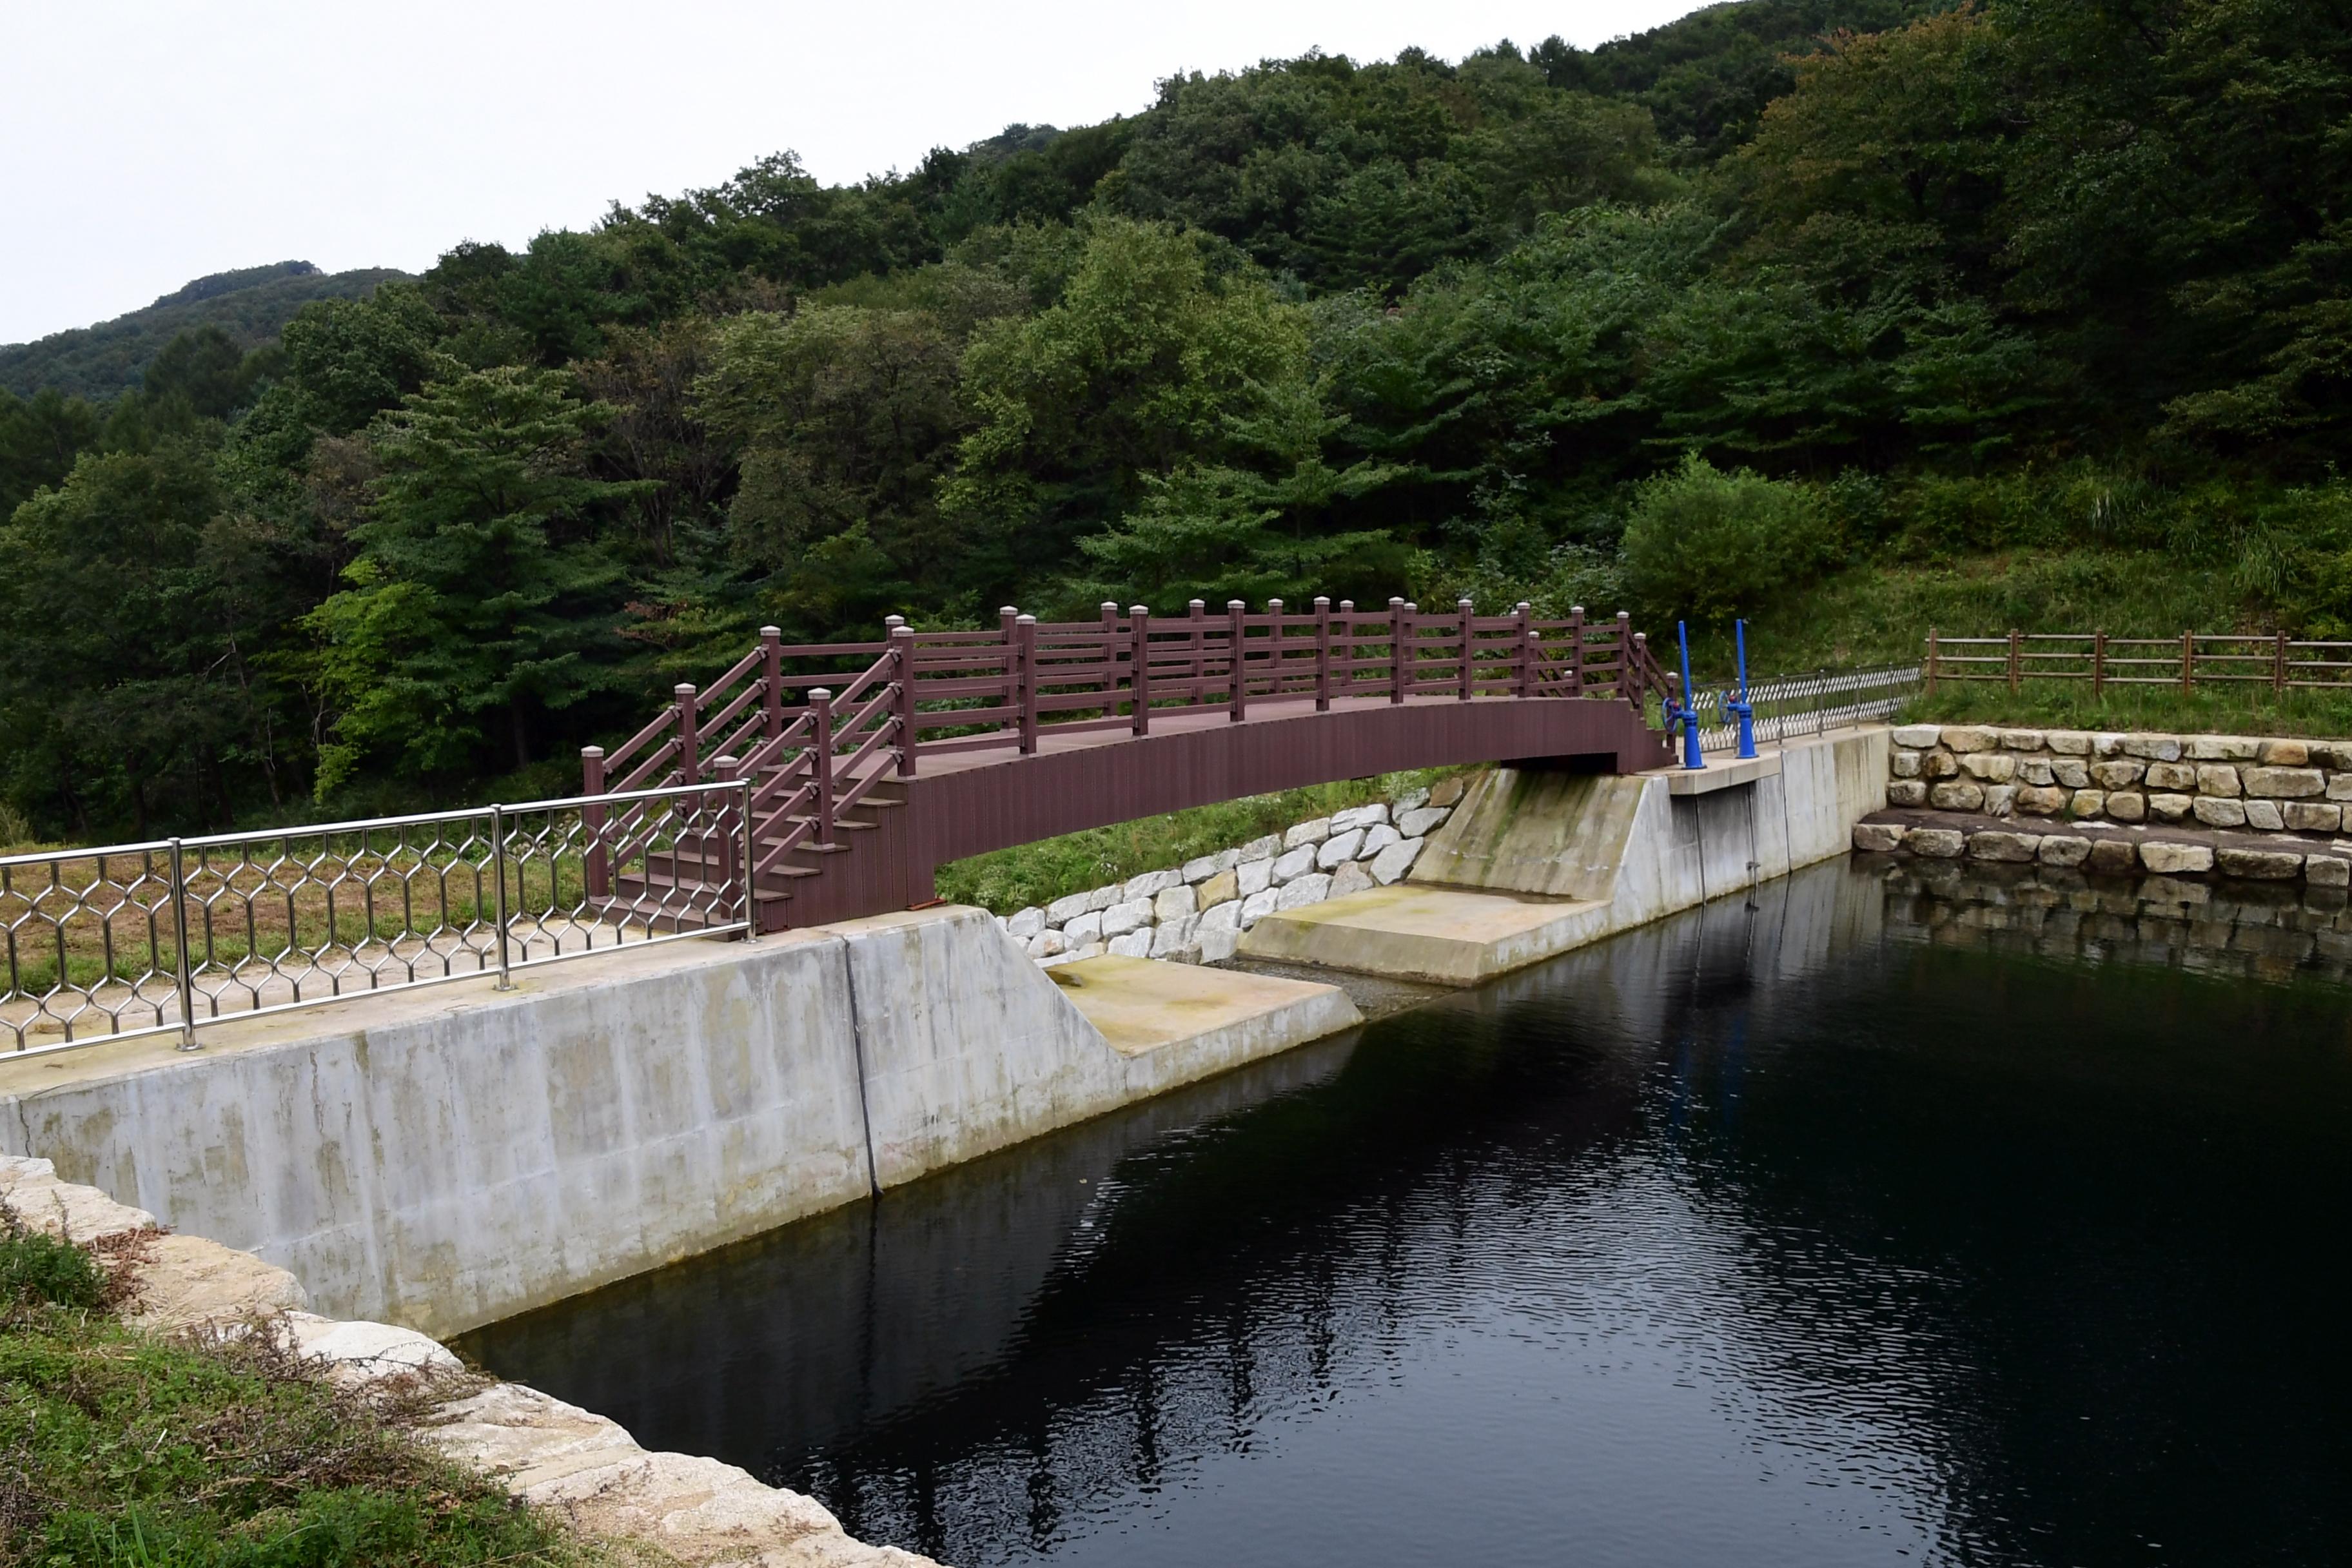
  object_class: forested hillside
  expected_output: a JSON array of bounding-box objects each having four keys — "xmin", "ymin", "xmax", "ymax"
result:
[
  {"xmin": 0, "ymin": 262, "xmax": 407, "ymax": 400},
  {"xmin": 5, "ymin": 0, "xmax": 2349, "ymax": 839}
]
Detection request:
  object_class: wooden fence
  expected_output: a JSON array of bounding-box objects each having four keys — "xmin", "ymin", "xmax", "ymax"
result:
[{"xmin": 1925, "ymin": 629, "xmax": 2352, "ymax": 698}]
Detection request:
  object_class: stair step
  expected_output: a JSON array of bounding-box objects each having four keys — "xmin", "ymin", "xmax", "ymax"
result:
[{"xmin": 617, "ymin": 869, "xmax": 793, "ymax": 900}]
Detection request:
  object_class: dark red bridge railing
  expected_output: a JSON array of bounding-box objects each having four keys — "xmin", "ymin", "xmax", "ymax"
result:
[{"xmin": 583, "ymin": 596, "xmax": 1674, "ymax": 910}]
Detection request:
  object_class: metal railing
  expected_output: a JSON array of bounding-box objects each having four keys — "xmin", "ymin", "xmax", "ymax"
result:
[
  {"xmin": 1689, "ymin": 665, "xmax": 1922, "ymax": 752},
  {"xmin": 1926, "ymin": 628, "xmax": 2352, "ymax": 695},
  {"xmin": 0, "ymin": 778, "xmax": 752, "ymax": 1060}
]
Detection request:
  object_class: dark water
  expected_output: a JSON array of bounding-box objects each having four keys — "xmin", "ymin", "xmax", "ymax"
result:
[{"xmin": 460, "ymin": 861, "xmax": 2352, "ymax": 1568}]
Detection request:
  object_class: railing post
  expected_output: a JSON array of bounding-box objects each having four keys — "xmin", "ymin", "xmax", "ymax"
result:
[
  {"xmin": 491, "ymin": 803, "xmax": 512, "ymax": 991},
  {"xmin": 1632, "ymin": 631, "xmax": 1652, "ymax": 707},
  {"xmin": 1188, "ymin": 600, "xmax": 1206, "ymax": 703},
  {"xmin": 2007, "ymin": 627, "xmax": 2021, "ymax": 694},
  {"xmin": 1267, "ymin": 599, "xmax": 1284, "ymax": 701},
  {"xmin": 169, "ymin": 837, "xmax": 199, "ymax": 1050},
  {"xmin": 1569, "ymin": 605, "xmax": 1585, "ymax": 696},
  {"xmin": 761, "ymin": 626, "xmax": 783, "ymax": 740},
  {"xmin": 1101, "ymin": 601, "xmax": 1121, "ymax": 720},
  {"xmin": 740, "ymin": 768, "xmax": 758, "ymax": 941},
  {"xmin": 674, "ymin": 683, "xmax": 700, "ymax": 785},
  {"xmin": 2092, "ymin": 629, "xmax": 2105, "ymax": 698},
  {"xmin": 2275, "ymin": 628, "xmax": 2289, "ymax": 696},
  {"xmin": 1017, "ymin": 615, "xmax": 1039, "ymax": 752},
  {"xmin": 1315, "ymin": 596, "xmax": 1333, "ymax": 712},
  {"xmin": 1130, "ymin": 606, "xmax": 1152, "ymax": 735},
  {"xmin": 1458, "ymin": 598, "xmax": 1475, "ymax": 700},
  {"xmin": 890, "ymin": 626, "xmax": 918, "ymax": 777},
  {"xmin": 1389, "ymin": 598, "xmax": 1407, "ymax": 703},
  {"xmin": 810, "ymin": 688, "xmax": 838, "ymax": 841},
  {"xmin": 999, "ymin": 605, "xmax": 1020, "ymax": 737},
  {"xmin": 1616, "ymin": 612, "xmax": 1632, "ymax": 696},
  {"xmin": 582, "ymin": 745, "xmax": 609, "ymax": 898},
  {"xmin": 1227, "ymin": 600, "xmax": 1248, "ymax": 721},
  {"xmin": 2182, "ymin": 629, "xmax": 2195, "ymax": 696},
  {"xmin": 1514, "ymin": 603, "xmax": 1533, "ymax": 699},
  {"xmin": 1926, "ymin": 627, "xmax": 1939, "ymax": 695}
]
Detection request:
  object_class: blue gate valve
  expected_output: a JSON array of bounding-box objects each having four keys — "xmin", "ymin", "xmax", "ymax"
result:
[
  {"xmin": 1667, "ymin": 621, "xmax": 1706, "ymax": 769},
  {"xmin": 1725, "ymin": 618, "xmax": 1758, "ymax": 760}
]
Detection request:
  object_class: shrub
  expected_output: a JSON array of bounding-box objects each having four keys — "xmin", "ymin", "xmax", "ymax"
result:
[
  {"xmin": 0, "ymin": 1220, "xmax": 106, "ymax": 1311},
  {"xmin": 1620, "ymin": 453, "xmax": 1834, "ymax": 625}
]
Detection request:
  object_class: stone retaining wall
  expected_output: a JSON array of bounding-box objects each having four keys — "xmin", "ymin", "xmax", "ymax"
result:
[
  {"xmin": 1852, "ymin": 817, "xmax": 2351, "ymax": 885},
  {"xmin": 1001, "ymin": 778, "xmax": 1464, "ymax": 966},
  {"xmin": 1885, "ymin": 723, "xmax": 2352, "ymax": 834}
]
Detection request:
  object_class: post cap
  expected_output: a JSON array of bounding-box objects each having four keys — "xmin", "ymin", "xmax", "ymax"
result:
[
  {"xmin": 1228, "ymin": 600, "xmax": 1246, "ymax": 610},
  {"xmin": 760, "ymin": 625, "xmax": 781, "ymax": 638},
  {"xmin": 1460, "ymin": 598, "xmax": 1475, "ymax": 610},
  {"xmin": 580, "ymin": 745, "xmax": 604, "ymax": 758},
  {"xmin": 1315, "ymin": 596, "xmax": 1329, "ymax": 609},
  {"xmin": 1000, "ymin": 605, "xmax": 1019, "ymax": 616},
  {"xmin": 1017, "ymin": 613, "xmax": 1036, "ymax": 624},
  {"xmin": 1571, "ymin": 605, "xmax": 1585, "ymax": 616},
  {"xmin": 1190, "ymin": 599, "xmax": 1206, "ymax": 610},
  {"xmin": 1130, "ymin": 604, "xmax": 1148, "ymax": 615},
  {"xmin": 1389, "ymin": 596, "xmax": 1405, "ymax": 607},
  {"xmin": 674, "ymin": 683, "xmax": 697, "ymax": 696},
  {"xmin": 809, "ymin": 687, "xmax": 832, "ymax": 701}
]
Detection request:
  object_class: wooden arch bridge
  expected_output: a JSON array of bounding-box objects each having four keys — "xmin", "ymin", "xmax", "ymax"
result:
[{"xmin": 583, "ymin": 597, "xmax": 1678, "ymax": 933}]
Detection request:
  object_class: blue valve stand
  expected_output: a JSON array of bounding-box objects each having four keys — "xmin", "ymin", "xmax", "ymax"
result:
[
  {"xmin": 1674, "ymin": 622, "xmax": 1705, "ymax": 770},
  {"xmin": 1727, "ymin": 619, "xmax": 1758, "ymax": 760}
]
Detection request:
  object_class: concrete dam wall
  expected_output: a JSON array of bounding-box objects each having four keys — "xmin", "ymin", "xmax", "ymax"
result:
[{"xmin": 0, "ymin": 728, "xmax": 1886, "ymax": 1338}]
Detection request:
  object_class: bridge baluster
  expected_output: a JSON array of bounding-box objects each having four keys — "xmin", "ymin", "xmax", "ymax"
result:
[
  {"xmin": 1315, "ymin": 597, "xmax": 1332, "ymax": 712},
  {"xmin": 890, "ymin": 626, "xmax": 917, "ymax": 778},
  {"xmin": 1130, "ymin": 607, "xmax": 1152, "ymax": 736},
  {"xmin": 810, "ymin": 690, "xmax": 836, "ymax": 845},
  {"xmin": 1188, "ymin": 600, "xmax": 1206, "ymax": 705},
  {"xmin": 1514, "ymin": 603, "xmax": 1534, "ymax": 700},
  {"xmin": 581, "ymin": 745, "xmax": 608, "ymax": 897},
  {"xmin": 675, "ymin": 683, "xmax": 700, "ymax": 785},
  {"xmin": 761, "ymin": 626, "xmax": 783, "ymax": 740},
  {"xmin": 1389, "ymin": 598, "xmax": 1407, "ymax": 705},
  {"xmin": 1569, "ymin": 606, "xmax": 1586, "ymax": 696},
  {"xmin": 1017, "ymin": 615, "xmax": 1039, "ymax": 754},
  {"xmin": 1227, "ymin": 600, "xmax": 1248, "ymax": 722},
  {"xmin": 1458, "ymin": 598, "xmax": 1475, "ymax": 700}
]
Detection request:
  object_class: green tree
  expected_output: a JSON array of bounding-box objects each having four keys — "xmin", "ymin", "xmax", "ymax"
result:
[{"xmin": 306, "ymin": 368, "xmax": 641, "ymax": 791}]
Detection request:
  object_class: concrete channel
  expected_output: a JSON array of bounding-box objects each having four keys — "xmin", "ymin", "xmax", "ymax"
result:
[{"xmin": 0, "ymin": 727, "xmax": 1885, "ymax": 1338}]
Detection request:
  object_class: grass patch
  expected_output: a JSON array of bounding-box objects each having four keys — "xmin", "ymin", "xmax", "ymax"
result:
[
  {"xmin": 1896, "ymin": 684, "xmax": 2352, "ymax": 740},
  {"xmin": 933, "ymin": 768, "xmax": 1461, "ymax": 915},
  {"xmin": 1680, "ymin": 549, "xmax": 2253, "ymax": 678},
  {"xmin": 0, "ymin": 1210, "xmax": 625, "ymax": 1568}
]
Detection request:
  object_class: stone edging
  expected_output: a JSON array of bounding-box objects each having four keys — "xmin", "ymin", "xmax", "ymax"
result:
[
  {"xmin": 1854, "ymin": 814, "xmax": 2351, "ymax": 883},
  {"xmin": 1887, "ymin": 724, "xmax": 2352, "ymax": 835},
  {"xmin": 0, "ymin": 1157, "xmax": 932, "ymax": 1568},
  {"xmin": 1000, "ymin": 777, "xmax": 1465, "ymax": 966}
]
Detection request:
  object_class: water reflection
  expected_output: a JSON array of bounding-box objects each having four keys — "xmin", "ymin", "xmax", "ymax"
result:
[{"xmin": 462, "ymin": 861, "xmax": 2352, "ymax": 1568}]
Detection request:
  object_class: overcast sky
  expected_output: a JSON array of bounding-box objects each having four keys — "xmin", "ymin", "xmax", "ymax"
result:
[{"xmin": 1, "ymin": 1, "xmax": 1710, "ymax": 347}]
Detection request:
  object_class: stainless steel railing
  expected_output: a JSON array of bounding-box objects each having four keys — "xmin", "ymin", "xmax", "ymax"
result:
[
  {"xmin": 1689, "ymin": 664, "xmax": 1922, "ymax": 753},
  {"xmin": 0, "ymin": 778, "xmax": 752, "ymax": 1059}
]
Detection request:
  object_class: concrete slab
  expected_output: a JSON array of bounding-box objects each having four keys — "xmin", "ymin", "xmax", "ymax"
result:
[
  {"xmin": 1657, "ymin": 750, "xmax": 1782, "ymax": 795},
  {"xmin": 1239, "ymin": 883, "xmax": 1610, "ymax": 986},
  {"xmin": 1044, "ymin": 954, "xmax": 1360, "ymax": 1056}
]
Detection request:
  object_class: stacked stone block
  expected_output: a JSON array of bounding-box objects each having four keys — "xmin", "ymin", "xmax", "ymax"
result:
[
  {"xmin": 997, "ymin": 777, "xmax": 1465, "ymax": 966},
  {"xmin": 1886, "ymin": 725, "xmax": 2352, "ymax": 832}
]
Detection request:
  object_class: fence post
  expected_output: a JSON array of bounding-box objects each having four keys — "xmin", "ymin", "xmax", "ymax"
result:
[
  {"xmin": 582, "ymin": 746, "xmax": 609, "ymax": 898},
  {"xmin": 739, "ymin": 767, "xmax": 758, "ymax": 941},
  {"xmin": 1315, "ymin": 596, "xmax": 1333, "ymax": 712},
  {"xmin": 2182, "ymin": 629, "xmax": 2195, "ymax": 696},
  {"xmin": 761, "ymin": 626, "xmax": 783, "ymax": 740},
  {"xmin": 2275, "ymin": 629, "xmax": 2289, "ymax": 697},
  {"xmin": 1569, "ymin": 606, "xmax": 1585, "ymax": 696},
  {"xmin": 1514, "ymin": 603, "xmax": 1533, "ymax": 699},
  {"xmin": 1189, "ymin": 600, "xmax": 1206, "ymax": 702},
  {"xmin": 1267, "ymin": 599, "xmax": 1285, "ymax": 702},
  {"xmin": 674, "ymin": 683, "xmax": 700, "ymax": 785},
  {"xmin": 1101, "ymin": 602, "xmax": 1120, "ymax": 718},
  {"xmin": 1616, "ymin": 612, "xmax": 1632, "ymax": 696},
  {"xmin": 169, "ymin": 837, "xmax": 199, "ymax": 1050},
  {"xmin": 2007, "ymin": 628, "xmax": 2021, "ymax": 695},
  {"xmin": 490, "ymin": 803, "xmax": 512, "ymax": 991},
  {"xmin": 809, "ymin": 688, "xmax": 838, "ymax": 842},
  {"xmin": 1389, "ymin": 598, "xmax": 1407, "ymax": 704},
  {"xmin": 890, "ymin": 626, "xmax": 918, "ymax": 777},
  {"xmin": 1017, "ymin": 615, "xmax": 1040, "ymax": 752},
  {"xmin": 1131, "ymin": 607, "xmax": 1152, "ymax": 734},
  {"xmin": 1926, "ymin": 627, "xmax": 1939, "ymax": 696},
  {"xmin": 2092, "ymin": 629, "xmax": 2105, "ymax": 699},
  {"xmin": 1458, "ymin": 598, "xmax": 1475, "ymax": 700},
  {"xmin": 1227, "ymin": 600, "xmax": 1249, "ymax": 721}
]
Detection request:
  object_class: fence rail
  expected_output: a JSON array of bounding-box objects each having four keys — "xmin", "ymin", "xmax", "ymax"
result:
[
  {"xmin": 1687, "ymin": 665, "xmax": 1923, "ymax": 753},
  {"xmin": 1926, "ymin": 629, "xmax": 2352, "ymax": 696},
  {"xmin": 0, "ymin": 779, "xmax": 752, "ymax": 1060}
]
